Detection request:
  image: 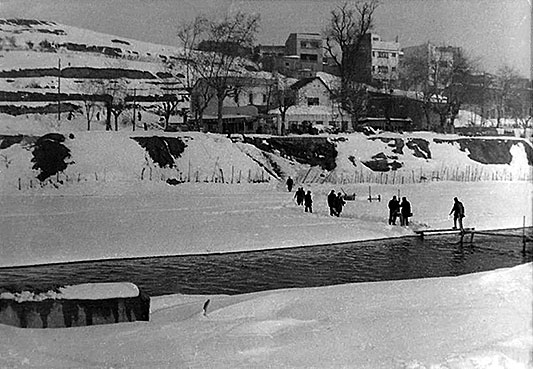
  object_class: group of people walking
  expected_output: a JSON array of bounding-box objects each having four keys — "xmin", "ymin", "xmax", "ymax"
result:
[
  {"xmin": 327, "ymin": 190, "xmax": 346, "ymax": 217},
  {"xmin": 387, "ymin": 196, "xmax": 412, "ymax": 226},
  {"xmin": 288, "ymin": 176, "xmax": 465, "ymax": 230},
  {"xmin": 293, "ymin": 186, "xmax": 313, "ymax": 213}
]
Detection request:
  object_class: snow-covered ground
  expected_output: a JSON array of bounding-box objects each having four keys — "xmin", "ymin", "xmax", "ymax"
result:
[{"xmin": 1, "ymin": 117, "xmax": 532, "ymax": 367}]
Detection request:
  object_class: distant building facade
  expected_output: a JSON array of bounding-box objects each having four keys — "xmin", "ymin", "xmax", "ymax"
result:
[
  {"xmin": 256, "ymin": 33, "xmax": 324, "ymax": 79},
  {"xmin": 351, "ymin": 33, "xmax": 401, "ymax": 88},
  {"xmin": 402, "ymin": 43, "xmax": 461, "ymax": 89},
  {"xmin": 270, "ymin": 76, "xmax": 349, "ymax": 133},
  {"xmin": 191, "ymin": 76, "xmax": 276, "ymax": 133}
]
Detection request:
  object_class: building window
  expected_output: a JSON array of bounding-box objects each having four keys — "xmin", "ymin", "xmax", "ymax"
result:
[
  {"xmin": 377, "ymin": 51, "xmax": 389, "ymax": 58},
  {"xmin": 262, "ymin": 94, "xmax": 267, "ymax": 104},
  {"xmin": 378, "ymin": 65, "xmax": 389, "ymax": 73},
  {"xmin": 391, "ymin": 66, "xmax": 397, "ymax": 72},
  {"xmin": 391, "ymin": 53, "xmax": 396, "ymax": 57},
  {"xmin": 300, "ymin": 40, "xmax": 320, "ymax": 49},
  {"xmin": 248, "ymin": 93, "xmax": 254, "ymax": 105},
  {"xmin": 372, "ymin": 51, "xmax": 375, "ymax": 57},
  {"xmin": 307, "ymin": 97, "xmax": 319, "ymax": 106},
  {"xmin": 300, "ymin": 53, "xmax": 318, "ymax": 61}
]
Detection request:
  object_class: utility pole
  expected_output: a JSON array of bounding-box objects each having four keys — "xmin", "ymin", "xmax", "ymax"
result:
[
  {"xmin": 57, "ymin": 58, "xmax": 61, "ymax": 120},
  {"xmin": 132, "ymin": 88, "xmax": 136, "ymax": 131}
]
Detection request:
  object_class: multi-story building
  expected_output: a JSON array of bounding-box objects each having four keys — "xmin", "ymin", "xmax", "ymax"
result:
[
  {"xmin": 283, "ymin": 33, "xmax": 323, "ymax": 78},
  {"xmin": 351, "ymin": 33, "xmax": 401, "ymax": 88},
  {"xmin": 402, "ymin": 43, "xmax": 461, "ymax": 89},
  {"xmin": 256, "ymin": 33, "xmax": 324, "ymax": 78}
]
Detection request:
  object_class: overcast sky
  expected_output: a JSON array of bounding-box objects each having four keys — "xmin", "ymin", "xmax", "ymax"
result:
[{"xmin": 1, "ymin": 0, "xmax": 531, "ymax": 77}]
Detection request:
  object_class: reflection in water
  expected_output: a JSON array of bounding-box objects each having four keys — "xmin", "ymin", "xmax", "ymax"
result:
[{"xmin": 1, "ymin": 230, "xmax": 531, "ymax": 296}]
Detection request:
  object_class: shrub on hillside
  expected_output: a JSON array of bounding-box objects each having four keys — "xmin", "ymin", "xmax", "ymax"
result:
[{"xmin": 31, "ymin": 134, "xmax": 72, "ymax": 181}]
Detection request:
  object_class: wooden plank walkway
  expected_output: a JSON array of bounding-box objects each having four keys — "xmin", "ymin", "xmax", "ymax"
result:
[{"xmin": 415, "ymin": 228, "xmax": 475, "ymax": 240}]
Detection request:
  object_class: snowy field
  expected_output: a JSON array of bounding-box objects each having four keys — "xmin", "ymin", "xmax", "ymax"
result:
[{"xmin": 0, "ymin": 180, "xmax": 531, "ymax": 268}]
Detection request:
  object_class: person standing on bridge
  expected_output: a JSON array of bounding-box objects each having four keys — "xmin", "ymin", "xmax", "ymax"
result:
[{"xmin": 449, "ymin": 197, "xmax": 465, "ymax": 231}]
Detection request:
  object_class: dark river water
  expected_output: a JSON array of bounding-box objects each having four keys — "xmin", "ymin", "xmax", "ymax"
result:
[{"xmin": 0, "ymin": 229, "xmax": 531, "ymax": 297}]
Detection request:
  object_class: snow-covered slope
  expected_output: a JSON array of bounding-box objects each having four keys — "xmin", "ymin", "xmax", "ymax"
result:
[{"xmin": 0, "ymin": 19, "xmax": 182, "ymax": 64}]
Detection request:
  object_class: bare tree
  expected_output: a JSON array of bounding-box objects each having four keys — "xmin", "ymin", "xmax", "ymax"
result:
[
  {"xmin": 79, "ymin": 80, "xmax": 106, "ymax": 131},
  {"xmin": 324, "ymin": 1, "xmax": 378, "ymax": 129},
  {"xmin": 104, "ymin": 79, "xmax": 129, "ymax": 131},
  {"xmin": 271, "ymin": 73, "xmax": 297, "ymax": 135},
  {"xmin": 158, "ymin": 95, "xmax": 180, "ymax": 130},
  {"xmin": 429, "ymin": 49, "xmax": 476, "ymax": 132},
  {"xmin": 493, "ymin": 65, "xmax": 528, "ymax": 128},
  {"xmin": 400, "ymin": 46, "xmax": 477, "ymax": 132},
  {"xmin": 178, "ymin": 11, "xmax": 260, "ymax": 133},
  {"xmin": 324, "ymin": 1, "xmax": 378, "ymax": 84},
  {"xmin": 177, "ymin": 16, "xmax": 209, "ymax": 91}
]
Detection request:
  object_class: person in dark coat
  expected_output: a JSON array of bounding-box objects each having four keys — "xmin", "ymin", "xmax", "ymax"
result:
[
  {"xmin": 286, "ymin": 176, "xmax": 294, "ymax": 192},
  {"xmin": 327, "ymin": 190, "xmax": 337, "ymax": 216},
  {"xmin": 449, "ymin": 197, "xmax": 465, "ymax": 230},
  {"xmin": 388, "ymin": 196, "xmax": 400, "ymax": 225},
  {"xmin": 294, "ymin": 187, "xmax": 305, "ymax": 206},
  {"xmin": 304, "ymin": 190, "xmax": 313, "ymax": 213},
  {"xmin": 335, "ymin": 192, "xmax": 345, "ymax": 217},
  {"xmin": 400, "ymin": 196, "xmax": 412, "ymax": 226}
]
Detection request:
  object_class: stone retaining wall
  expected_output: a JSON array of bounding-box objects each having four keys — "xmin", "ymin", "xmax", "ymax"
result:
[{"xmin": 0, "ymin": 289, "xmax": 150, "ymax": 328}]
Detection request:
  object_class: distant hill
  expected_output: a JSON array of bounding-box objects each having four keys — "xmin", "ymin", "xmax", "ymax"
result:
[{"xmin": 0, "ymin": 18, "xmax": 190, "ymax": 98}]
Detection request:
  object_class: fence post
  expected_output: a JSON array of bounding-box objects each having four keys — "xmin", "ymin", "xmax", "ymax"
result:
[{"xmin": 523, "ymin": 216, "xmax": 527, "ymax": 255}]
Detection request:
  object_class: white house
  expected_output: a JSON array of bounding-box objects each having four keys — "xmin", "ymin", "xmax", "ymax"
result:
[{"xmin": 270, "ymin": 74, "xmax": 350, "ymax": 134}]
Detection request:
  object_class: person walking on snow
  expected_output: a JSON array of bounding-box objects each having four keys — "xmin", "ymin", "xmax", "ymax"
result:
[
  {"xmin": 294, "ymin": 187, "xmax": 305, "ymax": 206},
  {"xmin": 400, "ymin": 197, "xmax": 412, "ymax": 226},
  {"xmin": 304, "ymin": 191, "xmax": 313, "ymax": 213},
  {"xmin": 327, "ymin": 190, "xmax": 337, "ymax": 216},
  {"xmin": 449, "ymin": 197, "xmax": 465, "ymax": 231},
  {"xmin": 286, "ymin": 176, "xmax": 294, "ymax": 192},
  {"xmin": 388, "ymin": 196, "xmax": 400, "ymax": 225},
  {"xmin": 335, "ymin": 192, "xmax": 346, "ymax": 217}
]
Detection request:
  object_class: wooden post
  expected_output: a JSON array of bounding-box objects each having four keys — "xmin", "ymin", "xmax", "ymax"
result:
[
  {"xmin": 368, "ymin": 186, "xmax": 371, "ymax": 202},
  {"xmin": 523, "ymin": 216, "xmax": 527, "ymax": 254}
]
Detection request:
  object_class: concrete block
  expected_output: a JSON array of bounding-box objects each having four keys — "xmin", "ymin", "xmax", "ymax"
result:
[{"xmin": 0, "ymin": 283, "xmax": 150, "ymax": 328}]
